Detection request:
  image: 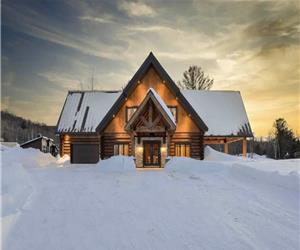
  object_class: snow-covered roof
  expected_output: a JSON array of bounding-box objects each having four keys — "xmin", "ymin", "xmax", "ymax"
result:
[
  {"xmin": 57, "ymin": 91, "xmax": 121, "ymax": 133},
  {"xmin": 20, "ymin": 136, "xmax": 53, "ymax": 146},
  {"xmin": 182, "ymin": 90, "xmax": 252, "ymax": 136},
  {"xmin": 148, "ymin": 88, "xmax": 176, "ymax": 125}
]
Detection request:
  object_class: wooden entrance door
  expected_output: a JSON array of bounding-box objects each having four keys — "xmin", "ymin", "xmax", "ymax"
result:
[{"xmin": 143, "ymin": 141, "xmax": 161, "ymax": 167}]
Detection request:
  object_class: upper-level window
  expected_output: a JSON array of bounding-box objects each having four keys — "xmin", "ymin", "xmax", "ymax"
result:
[
  {"xmin": 168, "ymin": 106, "xmax": 177, "ymax": 122},
  {"xmin": 126, "ymin": 106, "xmax": 138, "ymax": 122}
]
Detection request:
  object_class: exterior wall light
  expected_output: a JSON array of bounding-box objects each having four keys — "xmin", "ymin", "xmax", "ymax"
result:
[{"xmin": 161, "ymin": 146, "xmax": 167, "ymax": 152}]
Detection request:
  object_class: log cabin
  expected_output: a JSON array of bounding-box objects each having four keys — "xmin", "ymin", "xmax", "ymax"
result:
[{"xmin": 56, "ymin": 52, "xmax": 253, "ymax": 167}]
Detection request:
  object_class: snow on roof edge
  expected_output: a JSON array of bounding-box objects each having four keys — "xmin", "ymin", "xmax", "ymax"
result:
[{"xmin": 148, "ymin": 88, "xmax": 176, "ymax": 125}]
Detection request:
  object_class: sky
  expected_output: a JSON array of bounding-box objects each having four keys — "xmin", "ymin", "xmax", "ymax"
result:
[{"xmin": 2, "ymin": 0, "xmax": 299, "ymax": 137}]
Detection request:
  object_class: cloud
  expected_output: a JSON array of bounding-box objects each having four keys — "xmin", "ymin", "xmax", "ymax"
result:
[
  {"xmin": 127, "ymin": 25, "xmax": 175, "ymax": 32},
  {"xmin": 79, "ymin": 15, "xmax": 115, "ymax": 24},
  {"xmin": 118, "ymin": 1, "xmax": 156, "ymax": 17},
  {"xmin": 3, "ymin": 4, "xmax": 126, "ymax": 61}
]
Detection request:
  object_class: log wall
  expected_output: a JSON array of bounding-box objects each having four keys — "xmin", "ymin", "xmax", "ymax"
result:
[{"xmin": 170, "ymin": 132, "xmax": 204, "ymax": 159}]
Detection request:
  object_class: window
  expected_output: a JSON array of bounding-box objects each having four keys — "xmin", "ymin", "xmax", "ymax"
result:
[
  {"xmin": 126, "ymin": 107, "xmax": 138, "ymax": 122},
  {"xmin": 175, "ymin": 143, "xmax": 191, "ymax": 157},
  {"xmin": 114, "ymin": 144, "xmax": 129, "ymax": 156},
  {"xmin": 168, "ymin": 106, "xmax": 177, "ymax": 122}
]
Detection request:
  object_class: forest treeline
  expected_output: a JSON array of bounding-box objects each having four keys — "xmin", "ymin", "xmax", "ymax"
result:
[{"xmin": 1, "ymin": 111, "xmax": 57, "ymax": 144}]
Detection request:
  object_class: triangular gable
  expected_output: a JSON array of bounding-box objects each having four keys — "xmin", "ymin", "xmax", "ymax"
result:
[
  {"xmin": 96, "ymin": 52, "xmax": 208, "ymax": 132},
  {"xmin": 125, "ymin": 88, "xmax": 176, "ymax": 131}
]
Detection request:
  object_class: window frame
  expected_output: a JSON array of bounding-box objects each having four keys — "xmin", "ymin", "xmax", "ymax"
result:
[
  {"xmin": 125, "ymin": 106, "xmax": 138, "ymax": 122},
  {"xmin": 175, "ymin": 143, "xmax": 191, "ymax": 157},
  {"xmin": 114, "ymin": 143, "xmax": 129, "ymax": 156},
  {"xmin": 168, "ymin": 106, "xmax": 178, "ymax": 122}
]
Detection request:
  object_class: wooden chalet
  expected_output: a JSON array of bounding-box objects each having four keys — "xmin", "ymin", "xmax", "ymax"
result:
[{"xmin": 56, "ymin": 52, "xmax": 253, "ymax": 167}]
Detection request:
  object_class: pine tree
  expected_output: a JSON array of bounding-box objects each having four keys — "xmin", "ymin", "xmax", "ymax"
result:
[{"xmin": 273, "ymin": 118, "xmax": 300, "ymax": 159}]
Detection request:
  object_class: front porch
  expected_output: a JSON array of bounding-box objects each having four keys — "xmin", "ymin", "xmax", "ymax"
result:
[{"xmin": 125, "ymin": 89, "xmax": 176, "ymax": 168}]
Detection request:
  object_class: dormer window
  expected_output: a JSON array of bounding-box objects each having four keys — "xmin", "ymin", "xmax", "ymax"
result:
[
  {"xmin": 168, "ymin": 106, "xmax": 177, "ymax": 122},
  {"xmin": 126, "ymin": 106, "xmax": 138, "ymax": 122}
]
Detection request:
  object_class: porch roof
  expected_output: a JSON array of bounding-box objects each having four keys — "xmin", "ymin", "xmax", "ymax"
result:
[{"xmin": 125, "ymin": 88, "xmax": 176, "ymax": 132}]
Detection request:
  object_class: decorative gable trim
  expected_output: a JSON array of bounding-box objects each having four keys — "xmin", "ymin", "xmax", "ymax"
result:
[
  {"xmin": 125, "ymin": 88, "xmax": 176, "ymax": 132},
  {"xmin": 96, "ymin": 52, "xmax": 208, "ymax": 133}
]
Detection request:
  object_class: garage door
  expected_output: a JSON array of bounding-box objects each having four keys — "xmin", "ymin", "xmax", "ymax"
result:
[{"xmin": 71, "ymin": 144, "xmax": 99, "ymax": 164}]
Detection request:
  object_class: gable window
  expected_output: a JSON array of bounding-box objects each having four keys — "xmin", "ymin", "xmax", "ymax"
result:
[
  {"xmin": 126, "ymin": 106, "xmax": 138, "ymax": 122},
  {"xmin": 175, "ymin": 143, "xmax": 190, "ymax": 157},
  {"xmin": 114, "ymin": 143, "xmax": 129, "ymax": 156},
  {"xmin": 168, "ymin": 106, "xmax": 177, "ymax": 122}
]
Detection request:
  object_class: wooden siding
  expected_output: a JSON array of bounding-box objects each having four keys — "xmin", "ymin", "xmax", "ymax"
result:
[
  {"xmin": 101, "ymin": 133, "xmax": 131, "ymax": 159},
  {"xmin": 104, "ymin": 67, "xmax": 201, "ymax": 134},
  {"xmin": 60, "ymin": 134, "xmax": 100, "ymax": 157},
  {"xmin": 170, "ymin": 132, "xmax": 204, "ymax": 160}
]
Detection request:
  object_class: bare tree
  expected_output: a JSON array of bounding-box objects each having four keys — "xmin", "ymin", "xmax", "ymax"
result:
[{"xmin": 178, "ymin": 65, "xmax": 213, "ymax": 90}]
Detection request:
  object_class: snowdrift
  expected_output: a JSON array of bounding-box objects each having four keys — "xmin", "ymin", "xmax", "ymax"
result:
[
  {"xmin": 2, "ymin": 146, "xmax": 56, "ymax": 168},
  {"xmin": 97, "ymin": 156, "xmax": 136, "ymax": 172},
  {"xmin": 204, "ymin": 146, "xmax": 245, "ymax": 162}
]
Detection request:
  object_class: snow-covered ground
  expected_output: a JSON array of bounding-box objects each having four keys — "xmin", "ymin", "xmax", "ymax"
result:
[{"xmin": 1, "ymin": 146, "xmax": 299, "ymax": 250}]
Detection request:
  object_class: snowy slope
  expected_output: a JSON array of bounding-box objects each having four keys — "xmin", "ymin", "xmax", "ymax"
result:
[{"xmin": 1, "ymin": 147, "xmax": 299, "ymax": 250}]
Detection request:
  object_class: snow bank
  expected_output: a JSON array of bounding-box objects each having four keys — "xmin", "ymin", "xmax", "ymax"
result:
[
  {"xmin": 2, "ymin": 146, "xmax": 56, "ymax": 168},
  {"xmin": 167, "ymin": 147, "xmax": 299, "ymax": 192},
  {"xmin": 230, "ymin": 163, "xmax": 299, "ymax": 191},
  {"xmin": 204, "ymin": 146, "xmax": 245, "ymax": 162},
  {"xmin": 97, "ymin": 156, "xmax": 136, "ymax": 173},
  {"xmin": 56, "ymin": 154, "xmax": 71, "ymax": 166}
]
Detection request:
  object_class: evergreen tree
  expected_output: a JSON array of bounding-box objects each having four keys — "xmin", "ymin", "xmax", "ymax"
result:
[{"xmin": 273, "ymin": 118, "xmax": 300, "ymax": 159}]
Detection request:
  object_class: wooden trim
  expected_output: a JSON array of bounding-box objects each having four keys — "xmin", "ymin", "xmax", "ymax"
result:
[
  {"xmin": 125, "ymin": 91, "xmax": 176, "ymax": 131},
  {"xmin": 242, "ymin": 138, "xmax": 247, "ymax": 157},
  {"xmin": 125, "ymin": 106, "xmax": 138, "ymax": 122},
  {"xmin": 167, "ymin": 105, "xmax": 178, "ymax": 122},
  {"xmin": 204, "ymin": 136, "xmax": 244, "ymax": 145},
  {"xmin": 224, "ymin": 143, "xmax": 229, "ymax": 154}
]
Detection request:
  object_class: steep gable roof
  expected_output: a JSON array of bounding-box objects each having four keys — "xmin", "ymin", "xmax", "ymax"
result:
[
  {"xmin": 125, "ymin": 88, "xmax": 176, "ymax": 131},
  {"xmin": 96, "ymin": 52, "xmax": 208, "ymax": 132},
  {"xmin": 182, "ymin": 90, "xmax": 253, "ymax": 137},
  {"xmin": 56, "ymin": 91, "xmax": 120, "ymax": 133}
]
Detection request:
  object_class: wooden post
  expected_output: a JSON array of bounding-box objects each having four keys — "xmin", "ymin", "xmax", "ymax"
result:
[
  {"xmin": 166, "ymin": 131, "xmax": 170, "ymax": 156},
  {"xmin": 224, "ymin": 143, "xmax": 229, "ymax": 154},
  {"xmin": 130, "ymin": 133, "xmax": 135, "ymax": 157},
  {"xmin": 60, "ymin": 135, "xmax": 63, "ymax": 156},
  {"xmin": 242, "ymin": 138, "xmax": 247, "ymax": 157}
]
